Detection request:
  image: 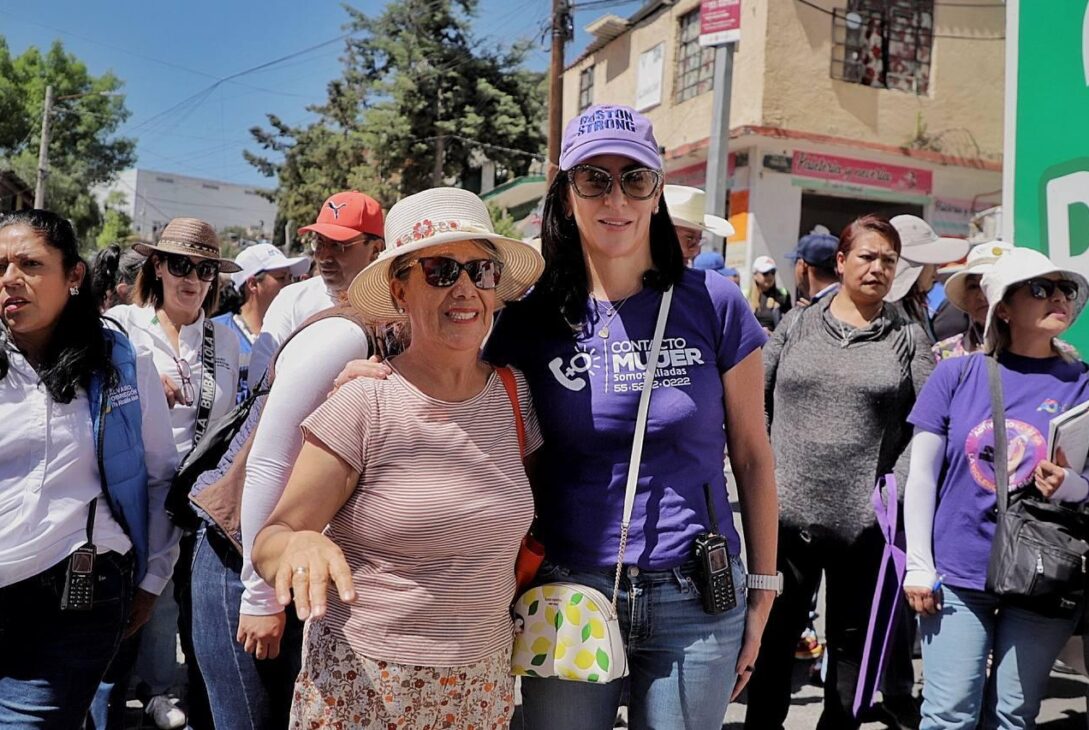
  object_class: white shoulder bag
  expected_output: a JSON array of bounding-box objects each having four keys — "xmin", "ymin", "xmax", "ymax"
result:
[{"xmin": 511, "ymin": 285, "xmax": 673, "ymax": 683}]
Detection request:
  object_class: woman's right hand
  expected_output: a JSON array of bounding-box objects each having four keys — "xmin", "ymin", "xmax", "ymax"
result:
[
  {"xmin": 332, "ymin": 356, "xmax": 391, "ymax": 393},
  {"xmin": 273, "ymin": 530, "xmax": 356, "ymax": 621},
  {"xmin": 904, "ymin": 583, "xmax": 941, "ymax": 615},
  {"xmin": 160, "ymin": 373, "xmax": 182, "ymax": 408},
  {"xmin": 237, "ymin": 611, "xmax": 287, "ymax": 660}
]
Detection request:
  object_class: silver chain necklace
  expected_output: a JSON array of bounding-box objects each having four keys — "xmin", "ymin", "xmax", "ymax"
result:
[{"xmin": 596, "ymin": 296, "xmax": 632, "ymax": 339}]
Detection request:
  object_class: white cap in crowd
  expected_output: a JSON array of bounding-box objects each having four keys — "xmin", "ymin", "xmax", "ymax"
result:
[
  {"xmin": 752, "ymin": 255, "xmax": 777, "ymax": 274},
  {"xmin": 230, "ymin": 243, "xmax": 310, "ymax": 289}
]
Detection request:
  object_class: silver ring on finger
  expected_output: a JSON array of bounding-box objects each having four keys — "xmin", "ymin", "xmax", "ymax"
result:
[{"xmin": 293, "ymin": 565, "xmax": 309, "ymax": 576}]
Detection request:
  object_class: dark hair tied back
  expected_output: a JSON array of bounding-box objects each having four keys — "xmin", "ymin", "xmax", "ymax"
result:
[{"xmin": 0, "ymin": 209, "xmax": 115, "ymax": 402}]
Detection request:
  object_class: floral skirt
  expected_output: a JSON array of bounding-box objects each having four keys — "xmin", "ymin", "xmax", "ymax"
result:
[{"xmin": 290, "ymin": 623, "xmax": 515, "ymax": 729}]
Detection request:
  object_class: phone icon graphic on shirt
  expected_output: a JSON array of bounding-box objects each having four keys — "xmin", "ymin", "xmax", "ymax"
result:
[{"xmin": 549, "ymin": 356, "xmax": 587, "ymax": 392}]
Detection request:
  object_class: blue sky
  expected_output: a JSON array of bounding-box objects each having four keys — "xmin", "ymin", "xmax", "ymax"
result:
[{"xmin": 0, "ymin": 0, "xmax": 642, "ymax": 188}]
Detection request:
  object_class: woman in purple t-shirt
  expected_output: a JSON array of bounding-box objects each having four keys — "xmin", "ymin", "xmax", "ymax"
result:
[
  {"xmin": 904, "ymin": 248, "xmax": 1089, "ymax": 729},
  {"xmin": 482, "ymin": 104, "xmax": 779, "ymax": 730}
]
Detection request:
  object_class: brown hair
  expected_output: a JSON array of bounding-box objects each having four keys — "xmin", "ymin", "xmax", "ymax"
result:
[
  {"xmin": 134, "ymin": 253, "xmax": 220, "ymax": 316},
  {"xmin": 837, "ymin": 215, "xmax": 902, "ymax": 260}
]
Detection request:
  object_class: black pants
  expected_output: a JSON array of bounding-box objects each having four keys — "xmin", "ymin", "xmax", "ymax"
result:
[{"xmin": 744, "ymin": 523, "xmax": 884, "ymax": 730}]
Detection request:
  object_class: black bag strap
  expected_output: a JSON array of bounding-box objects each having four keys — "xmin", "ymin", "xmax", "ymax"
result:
[
  {"xmin": 193, "ymin": 318, "xmax": 216, "ymax": 446},
  {"xmin": 986, "ymin": 355, "xmax": 1010, "ymax": 513}
]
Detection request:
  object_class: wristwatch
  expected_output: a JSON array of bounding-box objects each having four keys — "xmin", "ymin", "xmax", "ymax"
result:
[{"xmin": 746, "ymin": 571, "xmax": 784, "ymax": 596}]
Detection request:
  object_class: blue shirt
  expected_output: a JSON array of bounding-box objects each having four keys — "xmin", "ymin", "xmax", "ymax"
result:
[{"xmin": 213, "ymin": 313, "xmax": 254, "ymax": 402}]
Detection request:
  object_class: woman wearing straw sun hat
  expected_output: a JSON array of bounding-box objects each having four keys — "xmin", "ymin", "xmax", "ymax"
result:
[
  {"xmin": 663, "ymin": 184, "xmax": 734, "ymax": 265},
  {"xmin": 931, "ymin": 240, "xmax": 1015, "ymax": 361},
  {"xmin": 903, "ymin": 247, "xmax": 1089, "ymax": 729},
  {"xmin": 251, "ymin": 187, "xmax": 544, "ymax": 729}
]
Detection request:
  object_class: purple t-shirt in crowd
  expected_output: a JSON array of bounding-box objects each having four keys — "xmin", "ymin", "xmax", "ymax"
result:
[
  {"xmin": 909, "ymin": 352, "xmax": 1089, "ymax": 590},
  {"xmin": 485, "ymin": 268, "xmax": 767, "ymax": 570}
]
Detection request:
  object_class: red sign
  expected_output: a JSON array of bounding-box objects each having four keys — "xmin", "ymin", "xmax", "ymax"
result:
[
  {"xmin": 791, "ymin": 151, "xmax": 933, "ymax": 195},
  {"xmin": 699, "ymin": 0, "xmax": 741, "ymax": 46}
]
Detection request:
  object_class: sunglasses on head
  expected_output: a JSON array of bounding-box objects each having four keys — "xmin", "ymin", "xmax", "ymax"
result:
[
  {"xmin": 1015, "ymin": 277, "xmax": 1080, "ymax": 302},
  {"xmin": 567, "ymin": 164, "xmax": 662, "ymax": 201},
  {"xmin": 397, "ymin": 256, "xmax": 503, "ymax": 290},
  {"xmin": 164, "ymin": 253, "xmax": 219, "ymax": 282}
]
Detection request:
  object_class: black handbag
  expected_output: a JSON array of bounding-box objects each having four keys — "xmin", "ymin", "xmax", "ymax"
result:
[{"xmin": 984, "ymin": 355, "xmax": 1089, "ymax": 616}]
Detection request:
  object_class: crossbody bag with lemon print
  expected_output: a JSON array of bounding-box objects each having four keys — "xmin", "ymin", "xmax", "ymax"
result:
[{"xmin": 511, "ymin": 286, "xmax": 673, "ymax": 683}]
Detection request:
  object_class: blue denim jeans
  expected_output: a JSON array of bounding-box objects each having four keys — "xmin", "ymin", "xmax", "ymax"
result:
[
  {"xmin": 0, "ymin": 551, "xmax": 133, "ymax": 729},
  {"xmin": 519, "ymin": 556, "xmax": 747, "ymax": 730},
  {"xmin": 190, "ymin": 524, "xmax": 303, "ymax": 730},
  {"xmin": 918, "ymin": 584, "xmax": 1077, "ymax": 730}
]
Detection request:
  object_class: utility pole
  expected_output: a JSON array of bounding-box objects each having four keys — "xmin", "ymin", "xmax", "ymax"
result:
[
  {"xmin": 35, "ymin": 85, "xmax": 54, "ymax": 209},
  {"xmin": 547, "ymin": 0, "xmax": 571, "ymax": 181},
  {"xmin": 704, "ymin": 45, "xmax": 734, "ymax": 255}
]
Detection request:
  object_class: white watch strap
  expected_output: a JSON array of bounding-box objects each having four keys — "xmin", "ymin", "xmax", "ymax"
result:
[{"xmin": 746, "ymin": 572, "xmax": 783, "ymax": 593}]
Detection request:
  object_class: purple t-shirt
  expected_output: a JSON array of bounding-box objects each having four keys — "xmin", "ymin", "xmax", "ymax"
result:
[
  {"xmin": 909, "ymin": 353, "xmax": 1089, "ymax": 590},
  {"xmin": 485, "ymin": 268, "xmax": 767, "ymax": 570}
]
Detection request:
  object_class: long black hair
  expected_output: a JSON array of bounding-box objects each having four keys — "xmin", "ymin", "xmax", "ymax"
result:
[
  {"xmin": 90, "ymin": 243, "xmax": 144, "ymax": 311},
  {"xmin": 539, "ymin": 172, "xmax": 685, "ymax": 331},
  {"xmin": 0, "ymin": 209, "xmax": 115, "ymax": 402}
]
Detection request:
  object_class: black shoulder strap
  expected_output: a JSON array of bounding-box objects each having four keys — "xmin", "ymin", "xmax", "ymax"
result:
[
  {"xmin": 986, "ymin": 355, "xmax": 1009, "ymax": 513},
  {"xmin": 193, "ymin": 319, "xmax": 216, "ymax": 446}
]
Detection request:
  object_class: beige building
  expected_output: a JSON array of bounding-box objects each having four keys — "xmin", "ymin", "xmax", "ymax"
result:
[{"xmin": 564, "ymin": 0, "xmax": 1004, "ymax": 286}]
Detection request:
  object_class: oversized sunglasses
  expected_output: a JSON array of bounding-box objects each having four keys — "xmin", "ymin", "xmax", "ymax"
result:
[
  {"xmin": 397, "ymin": 256, "xmax": 503, "ymax": 290},
  {"xmin": 567, "ymin": 164, "xmax": 662, "ymax": 201},
  {"xmin": 1015, "ymin": 277, "xmax": 1080, "ymax": 301},
  {"xmin": 164, "ymin": 253, "xmax": 219, "ymax": 282}
]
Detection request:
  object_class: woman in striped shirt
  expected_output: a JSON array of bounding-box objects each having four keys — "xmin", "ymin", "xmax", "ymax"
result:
[{"xmin": 251, "ymin": 188, "xmax": 545, "ymax": 729}]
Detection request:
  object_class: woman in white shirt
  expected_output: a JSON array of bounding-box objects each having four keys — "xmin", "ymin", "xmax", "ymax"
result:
[
  {"xmin": 0, "ymin": 209, "xmax": 179, "ymax": 729},
  {"xmin": 104, "ymin": 217, "xmax": 240, "ymax": 728}
]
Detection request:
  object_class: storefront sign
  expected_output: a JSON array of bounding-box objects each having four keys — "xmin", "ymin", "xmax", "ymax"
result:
[
  {"xmin": 792, "ymin": 151, "xmax": 933, "ymax": 195},
  {"xmin": 931, "ymin": 198, "xmax": 977, "ymax": 237},
  {"xmin": 666, "ymin": 155, "xmax": 739, "ymax": 191},
  {"xmin": 635, "ymin": 43, "xmax": 665, "ymax": 111},
  {"xmin": 700, "ymin": 0, "xmax": 741, "ymax": 46},
  {"xmin": 763, "ymin": 154, "xmax": 793, "ymax": 174}
]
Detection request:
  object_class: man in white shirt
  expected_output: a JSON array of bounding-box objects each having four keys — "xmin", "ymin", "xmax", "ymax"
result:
[{"xmin": 248, "ymin": 191, "xmax": 384, "ymax": 383}]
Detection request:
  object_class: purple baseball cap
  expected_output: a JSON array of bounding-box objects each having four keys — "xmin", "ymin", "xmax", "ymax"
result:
[{"xmin": 559, "ymin": 104, "xmax": 662, "ymax": 171}]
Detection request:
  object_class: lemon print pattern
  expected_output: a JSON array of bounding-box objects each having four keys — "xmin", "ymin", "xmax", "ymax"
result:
[{"xmin": 511, "ymin": 587, "xmax": 623, "ymax": 683}]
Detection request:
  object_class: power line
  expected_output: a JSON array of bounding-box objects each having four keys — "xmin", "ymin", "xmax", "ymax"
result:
[{"xmin": 793, "ymin": 0, "xmax": 1005, "ymax": 39}]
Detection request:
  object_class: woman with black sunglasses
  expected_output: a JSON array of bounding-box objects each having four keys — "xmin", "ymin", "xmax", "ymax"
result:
[
  {"xmin": 903, "ymin": 247, "xmax": 1089, "ymax": 728},
  {"xmin": 103, "ymin": 217, "xmax": 240, "ymax": 729}
]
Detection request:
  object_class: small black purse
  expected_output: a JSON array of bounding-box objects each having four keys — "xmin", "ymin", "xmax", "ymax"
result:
[{"xmin": 984, "ymin": 356, "xmax": 1089, "ymax": 616}]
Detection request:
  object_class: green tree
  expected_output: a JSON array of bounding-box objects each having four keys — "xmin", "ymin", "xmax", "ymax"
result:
[
  {"xmin": 0, "ymin": 38, "xmax": 135, "ymax": 240},
  {"xmin": 487, "ymin": 202, "xmax": 520, "ymax": 239},
  {"xmin": 246, "ymin": 0, "xmax": 545, "ymax": 236},
  {"xmin": 95, "ymin": 190, "xmax": 132, "ymax": 249}
]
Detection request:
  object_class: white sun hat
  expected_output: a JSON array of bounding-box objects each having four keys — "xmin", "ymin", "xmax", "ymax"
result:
[
  {"xmin": 347, "ymin": 187, "xmax": 545, "ymax": 322},
  {"xmin": 663, "ymin": 185, "xmax": 735, "ymax": 238},
  {"xmin": 980, "ymin": 247, "xmax": 1089, "ymax": 353},
  {"xmin": 891, "ymin": 215, "xmax": 971, "ymax": 265},
  {"xmin": 885, "ymin": 258, "xmax": 923, "ymax": 303},
  {"xmin": 943, "ymin": 240, "xmax": 1015, "ymax": 313}
]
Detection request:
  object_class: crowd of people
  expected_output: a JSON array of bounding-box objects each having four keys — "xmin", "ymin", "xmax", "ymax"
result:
[{"xmin": 1, "ymin": 102, "xmax": 1087, "ymax": 730}]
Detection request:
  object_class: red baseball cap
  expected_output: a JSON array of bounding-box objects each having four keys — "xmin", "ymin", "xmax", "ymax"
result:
[{"xmin": 298, "ymin": 191, "xmax": 384, "ymax": 242}]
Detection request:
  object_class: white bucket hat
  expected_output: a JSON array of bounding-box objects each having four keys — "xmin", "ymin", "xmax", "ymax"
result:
[
  {"xmin": 347, "ymin": 187, "xmax": 544, "ymax": 322},
  {"xmin": 890, "ymin": 215, "xmax": 971, "ymax": 265},
  {"xmin": 981, "ymin": 247, "xmax": 1089, "ymax": 353},
  {"xmin": 943, "ymin": 240, "xmax": 1015, "ymax": 313},
  {"xmin": 663, "ymin": 185, "xmax": 734, "ymax": 238}
]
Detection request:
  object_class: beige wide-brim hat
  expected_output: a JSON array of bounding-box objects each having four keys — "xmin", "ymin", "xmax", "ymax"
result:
[
  {"xmin": 885, "ymin": 258, "xmax": 923, "ymax": 303},
  {"xmin": 981, "ymin": 247, "xmax": 1089, "ymax": 353},
  {"xmin": 347, "ymin": 187, "xmax": 545, "ymax": 322},
  {"xmin": 944, "ymin": 240, "xmax": 1015, "ymax": 313},
  {"xmin": 664, "ymin": 185, "xmax": 734, "ymax": 237},
  {"xmin": 890, "ymin": 214, "xmax": 971, "ymax": 265},
  {"xmin": 133, "ymin": 217, "xmax": 241, "ymax": 273}
]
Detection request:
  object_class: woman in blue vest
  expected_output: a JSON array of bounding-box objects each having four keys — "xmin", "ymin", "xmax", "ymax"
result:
[{"xmin": 0, "ymin": 209, "xmax": 179, "ymax": 728}]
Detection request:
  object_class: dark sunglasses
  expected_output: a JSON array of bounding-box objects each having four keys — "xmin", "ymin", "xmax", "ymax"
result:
[
  {"xmin": 397, "ymin": 256, "xmax": 503, "ymax": 290},
  {"xmin": 567, "ymin": 164, "xmax": 662, "ymax": 201},
  {"xmin": 1015, "ymin": 277, "xmax": 1080, "ymax": 301},
  {"xmin": 164, "ymin": 253, "xmax": 219, "ymax": 282}
]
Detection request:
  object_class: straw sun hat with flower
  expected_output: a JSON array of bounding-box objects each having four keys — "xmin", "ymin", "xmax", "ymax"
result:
[
  {"xmin": 347, "ymin": 187, "xmax": 544, "ymax": 322},
  {"xmin": 133, "ymin": 217, "xmax": 241, "ymax": 273}
]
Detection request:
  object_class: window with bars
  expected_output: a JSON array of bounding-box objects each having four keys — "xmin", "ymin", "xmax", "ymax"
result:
[
  {"xmin": 674, "ymin": 9, "xmax": 716, "ymax": 104},
  {"xmin": 578, "ymin": 66, "xmax": 595, "ymax": 112},
  {"xmin": 831, "ymin": 0, "xmax": 933, "ymax": 95}
]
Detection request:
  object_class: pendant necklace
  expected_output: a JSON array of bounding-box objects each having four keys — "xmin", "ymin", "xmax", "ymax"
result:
[{"xmin": 596, "ymin": 296, "xmax": 631, "ymax": 339}]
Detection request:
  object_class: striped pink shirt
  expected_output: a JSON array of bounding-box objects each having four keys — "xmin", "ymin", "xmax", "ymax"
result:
[{"xmin": 300, "ymin": 366, "xmax": 541, "ymax": 666}]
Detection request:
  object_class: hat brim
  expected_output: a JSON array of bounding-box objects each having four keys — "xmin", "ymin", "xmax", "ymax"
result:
[
  {"xmin": 133, "ymin": 241, "xmax": 242, "ymax": 273},
  {"xmin": 559, "ymin": 139, "xmax": 662, "ymax": 171},
  {"xmin": 297, "ymin": 222, "xmax": 380, "ymax": 242},
  {"xmin": 673, "ymin": 213, "xmax": 734, "ymax": 238},
  {"xmin": 347, "ymin": 231, "xmax": 545, "ymax": 322},
  {"xmin": 983, "ymin": 268, "xmax": 1089, "ymax": 353},
  {"xmin": 885, "ymin": 260, "xmax": 923, "ymax": 303},
  {"xmin": 944, "ymin": 261, "xmax": 997, "ymax": 314},
  {"xmin": 901, "ymin": 237, "xmax": 971, "ymax": 265}
]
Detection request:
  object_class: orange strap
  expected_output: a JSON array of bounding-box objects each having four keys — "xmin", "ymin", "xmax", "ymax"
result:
[{"xmin": 496, "ymin": 366, "xmax": 525, "ymax": 460}]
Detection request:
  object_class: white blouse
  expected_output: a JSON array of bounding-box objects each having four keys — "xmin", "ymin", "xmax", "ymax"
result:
[
  {"xmin": 0, "ymin": 349, "xmax": 181, "ymax": 595},
  {"xmin": 107, "ymin": 304, "xmax": 240, "ymax": 458}
]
